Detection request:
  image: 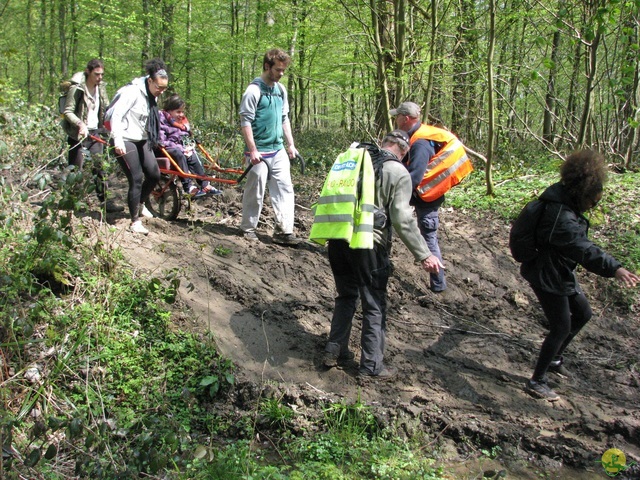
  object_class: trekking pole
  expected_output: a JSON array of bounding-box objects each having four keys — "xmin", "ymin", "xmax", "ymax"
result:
[
  {"xmin": 236, "ymin": 157, "xmax": 272, "ymax": 184},
  {"xmin": 295, "ymin": 153, "xmax": 305, "ymax": 175}
]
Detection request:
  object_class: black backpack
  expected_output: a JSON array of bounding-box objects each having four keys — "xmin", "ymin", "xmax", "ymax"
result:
[{"xmin": 509, "ymin": 199, "xmax": 547, "ymax": 263}]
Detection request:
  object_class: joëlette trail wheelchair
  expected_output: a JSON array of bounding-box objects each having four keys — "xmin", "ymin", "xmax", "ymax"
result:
[
  {"xmin": 90, "ymin": 135, "xmax": 303, "ymax": 221},
  {"xmin": 148, "ymin": 142, "xmax": 247, "ymax": 220}
]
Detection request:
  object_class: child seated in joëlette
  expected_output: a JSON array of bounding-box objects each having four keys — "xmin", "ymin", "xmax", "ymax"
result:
[{"xmin": 158, "ymin": 94, "xmax": 222, "ymax": 197}]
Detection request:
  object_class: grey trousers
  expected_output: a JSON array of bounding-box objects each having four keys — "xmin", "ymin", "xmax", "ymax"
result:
[
  {"xmin": 241, "ymin": 148, "xmax": 295, "ymax": 234},
  {"xmin": 325, "ymin": 240, "xmax": 390, "ymax": 375}
]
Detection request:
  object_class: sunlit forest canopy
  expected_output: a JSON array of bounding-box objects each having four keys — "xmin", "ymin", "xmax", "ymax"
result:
[{"xmin": 1, "ymin": 0, "xmax": 639, "ymax": 166}]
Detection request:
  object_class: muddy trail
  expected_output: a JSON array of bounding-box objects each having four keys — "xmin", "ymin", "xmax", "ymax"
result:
[{"xmin": 55, "ymin": 167, "xmax": 640, "ymax": 479}]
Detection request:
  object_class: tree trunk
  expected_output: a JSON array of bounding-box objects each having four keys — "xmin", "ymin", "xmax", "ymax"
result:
[
  {"xmin": 58, "ymin": 0, "xmax": 67, "ymax": 77},
  {"xmin": 185, "ymin": 0, "xmax": 192, "ymax": 105},
  {"xmin": 26, "ymin": 0, "xmax": 33, "ymax": 103},
  {"xmin": 141, "ymin": 0, "xmax": 151, "ymax": 66},
  {"xmin": 562, "ymin": 39, "xmax": 583, "ymax": 147},
  {"xmin": 486, "ymin": 0, "xmax": 496, "ymax": 196},
  {"xmin": 393, "ymin": 0, "xmax": 406, "ymax": 106},
  {"xmin": 422, "ymin": 0, "xmax": 437, "ymax": 119},
  {"xmin": 371, "ymin": 0, "xmax": 393, "ymax": 134},
  {"xmin": 577, "ymin": 31, "xmax": 601, "ymax": 147},
  {"xmin": 161, "ymin": 0, "xmax": 175, "ymax": 69},
  {"xmin": 543, "ymin": 28, "xmax": 561, "ymax": 146}
]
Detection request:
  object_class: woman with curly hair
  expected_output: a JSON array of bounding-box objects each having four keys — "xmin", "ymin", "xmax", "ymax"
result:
[{"xmin": 521, "ymin": 150, "xmax": 639, "ymax": 401}]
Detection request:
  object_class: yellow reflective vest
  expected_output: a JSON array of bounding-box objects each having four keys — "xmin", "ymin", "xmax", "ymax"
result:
[
  {"xmin": 309, "ymin": 147, "xmax": 375, "ymax": 249},
  {"xmin": 409, "ymin": 124, "xmax": 473, "ymax": 202}
]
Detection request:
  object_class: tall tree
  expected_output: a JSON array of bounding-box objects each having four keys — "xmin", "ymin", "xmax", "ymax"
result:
[{"xmin": 486, "ymin": 0, "xmax": 496, "ymax": 196}]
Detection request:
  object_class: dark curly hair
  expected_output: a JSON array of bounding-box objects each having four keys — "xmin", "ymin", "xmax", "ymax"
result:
[
  {"xmin": 145, "ymin": 58, "xmax": 168, "ymax": 80},
  {"xmin": 560, "ymin": 150, "xmax": 607, "ymax": 212}
]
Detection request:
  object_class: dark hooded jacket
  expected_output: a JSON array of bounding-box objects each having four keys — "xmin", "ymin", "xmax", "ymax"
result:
[{"xmin": 520, "ymin": 182, "xmax": 621, "ymax": 295}]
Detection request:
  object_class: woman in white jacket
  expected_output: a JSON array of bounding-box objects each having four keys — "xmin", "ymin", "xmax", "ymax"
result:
[{"xmin": 109, "ymin": 58, "xmax": 168, "ymax": 234}]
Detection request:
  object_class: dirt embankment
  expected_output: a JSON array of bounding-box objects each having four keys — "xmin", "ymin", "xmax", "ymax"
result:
[{"xmin": 75, "ymin": 172, "xmax": 640, "ymax": 479}]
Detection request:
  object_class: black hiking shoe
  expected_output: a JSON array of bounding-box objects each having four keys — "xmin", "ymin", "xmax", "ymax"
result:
[
  {"xmin": 357, "ymin": 366, "xmax": 398, "ymax": 382},
  {"xmin": 548, "ymin": 357, "xmax": 571, "ymax": 378},
  {"xmin": 525, "ymin": 379, "xmax": 560, "ymax": 401},
  {"xmin": 272, "ymin": 233, "xmax": 302, "ymax": 246},
  {"xmin": 323, "ymin": 350, "xmax": 355, "ymax": 368}
]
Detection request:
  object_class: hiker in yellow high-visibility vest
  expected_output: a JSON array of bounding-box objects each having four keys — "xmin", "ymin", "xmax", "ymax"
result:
[
  {"xmin": 392, "ymin": 102, "xmax": 473, "ymax": 294},
  {"xmin": 320, "ymin": 130, "xmax": 443, "ymax": 380}
]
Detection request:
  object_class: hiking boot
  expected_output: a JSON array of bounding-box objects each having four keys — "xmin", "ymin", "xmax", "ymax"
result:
[
  {"xmin": 102, "ymin": 199, "xmax": 124, "ymax": 213},
  {"xmin": 525, "ymin": 379, "xmax": 560, "ymax": 401},
  {"xmin": 273, "ymin": 233, "xmax": 301, "ymax": 246},
  {"xmin": 548, "ymin": 357, "xmax": 571, "ymax": 378},
  {"xmin": 323, "ymin": 350, "xmax": 356, "ymax": 368},
  {"xmin": 243, "ymin": 231, "xmax": 259, "ymax": 241},
  {"xmin": 139, "ymin": 204, "xmax": 154, "ymax": 218},
  {"xmin": 357, "ymin": 366, "xmax": 397, "ymax": 381},
  {"xmin": 129, "ymin": 220, "xmax": 149, "ymax": 235}
]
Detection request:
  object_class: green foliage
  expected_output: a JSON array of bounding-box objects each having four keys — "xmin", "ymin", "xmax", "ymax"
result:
[
  {"xmin": 260, "ymin": 395, "xmax": 295, "ymax": 429},
  {"xmin": 295, "ymin": 129, "xmax": 365, "ymax": 172},
  {"xmin": 0, "ymin": 162, "xmax": 236, "ymax": 478}
]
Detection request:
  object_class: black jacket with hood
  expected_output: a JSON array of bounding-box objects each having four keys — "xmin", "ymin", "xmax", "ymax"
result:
[{"xmin": 520, "ymin": 182, "xmax": 621, "ymax": 295}]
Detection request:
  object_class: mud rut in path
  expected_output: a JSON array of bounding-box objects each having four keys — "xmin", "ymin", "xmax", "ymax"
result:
[{"xmin": 76, "ymin": 170, "xmax": 640, "ymax": 478}]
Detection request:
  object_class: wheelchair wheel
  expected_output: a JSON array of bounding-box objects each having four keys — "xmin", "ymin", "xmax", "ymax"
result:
[{"xmin": 147, "ymin": 176, "xmax": 181, "ymax": 221}]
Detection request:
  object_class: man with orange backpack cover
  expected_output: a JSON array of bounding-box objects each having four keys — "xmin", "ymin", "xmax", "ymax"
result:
[{"xmin": 392, "ymin": 102, "xmax": 473, "ymax": 294}]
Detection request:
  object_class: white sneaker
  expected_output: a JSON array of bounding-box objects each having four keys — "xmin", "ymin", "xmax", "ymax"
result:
[
  {"xmin": 129, "ymin": 220, "xmax": 149, "ymax": 235},
  {"xmin": 139, "ymin": 204, "xmax": 154, "ymax": 218}
]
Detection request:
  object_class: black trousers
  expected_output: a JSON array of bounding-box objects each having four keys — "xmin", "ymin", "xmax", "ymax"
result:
[
  {"xmin": 325, "ymin": 240, "xmax": 391, "ymax": 375},
  {"xmin": 531, "ymin": 286, "xmax": 592, "ymax": 380}
]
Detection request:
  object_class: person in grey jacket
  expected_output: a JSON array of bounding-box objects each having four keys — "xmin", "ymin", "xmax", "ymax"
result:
[
  {"xmin": 109, "ymin": 58, "xmax": 168, "ymax": 235},
  {"xmin": 63, "ymin": 59, "xmax": 122, "ymax": 213},
  {"xmin": 323, "ymin": 130, "xmax": 443, "ymax": 379},
  {"xmin": 521, "ymin": 150, "xmax": 639, "ymax": 401}
]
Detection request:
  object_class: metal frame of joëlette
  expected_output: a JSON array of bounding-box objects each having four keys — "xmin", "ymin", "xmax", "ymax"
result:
[
  {"xmin": 89, "ymin": 134, "xmax": 248, "ymax": 186},
  {"xmin": 157, "ymin": 144, "xmax": 246, "ymax": 185}
]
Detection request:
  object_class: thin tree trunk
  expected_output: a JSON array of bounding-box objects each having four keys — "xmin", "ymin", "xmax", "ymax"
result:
[
  {"xmin": 185, "ymin": 0, "xmax": 192, "ymax": 105},
  {"xmin": 422, "ymin": 0, "xmax": 437, "ymax": 118},
  {"xmin": 141, "ymin": 0, "xmax": 151, "ymax": 66},
  {"xmin": 26, "ymin": 0, "xmax": 33, "ymax": 103},
  {"xmin": 562, "ymin": 39, "xmax": 583, "ymax": 147},
  {"xmin": 59, "ymin": 0, "xmax": 67, "ymax": 77},
  {"xmin": 393, "ymin": 0, "xmax": 406, "ymax": 105},
  {"xmin": 161, "ymin": 0, "xmax": 175, "ymax": 68},
  {"xmin": 577, "ymin": 31, "xmax": 601, "ymax": 147},
  {"xmin": 486, "ymin": 0, "xmax": 495, "ymax": 196},
  {"xmin": 543, "ymin": 28, "xmax": 561, "ymax": 145},
  {"xmin": 371, "ymin": 0, "xmax": 393, "ymax": 134}
]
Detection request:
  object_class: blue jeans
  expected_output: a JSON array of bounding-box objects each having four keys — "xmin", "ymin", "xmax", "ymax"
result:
[{"xmin": 416, "ymin": 205, "xmax": 446, "ymax": 291}]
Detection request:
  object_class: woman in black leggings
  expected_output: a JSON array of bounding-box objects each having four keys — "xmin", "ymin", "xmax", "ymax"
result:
[
  {"xmin": 109, "ymin": 58, "xmax": 168, "ymax": 234},
  {"xmin": 519, "ymin": 150, "xmax": 639, "ymax": 401}
]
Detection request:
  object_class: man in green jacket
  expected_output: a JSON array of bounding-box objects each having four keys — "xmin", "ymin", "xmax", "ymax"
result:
[{"xmin": 238, "ymin": 48, "xmax": 299, "ymax": 245}]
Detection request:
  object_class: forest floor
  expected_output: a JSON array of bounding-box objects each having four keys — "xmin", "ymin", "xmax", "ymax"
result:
[{"xmin": 55, "ymin": 167, "xmax": 639, "ymax": 479}]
